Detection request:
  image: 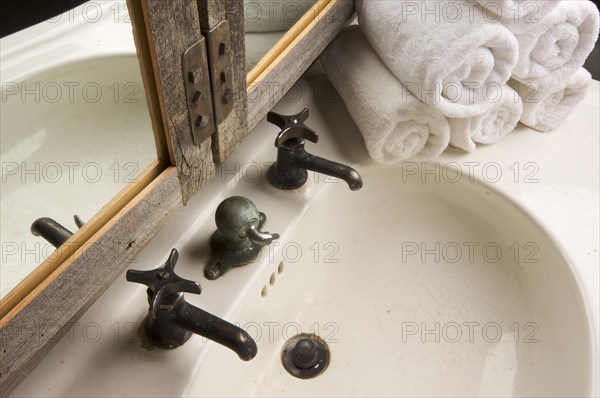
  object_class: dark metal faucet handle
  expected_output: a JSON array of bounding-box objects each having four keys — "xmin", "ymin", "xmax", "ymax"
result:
[
  {"xmin": 74, "ymin": 214, "xmax": 85, "ymax": 229},
  {"xmin": 267, "ymin": 108, "xmax": 319, "ymax": 147},
  {"xmin": 126, "ymin": 248, "xmax": 201, "ymax": 318}
]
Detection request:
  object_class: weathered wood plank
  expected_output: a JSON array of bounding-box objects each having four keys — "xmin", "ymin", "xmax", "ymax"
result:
[
  {"xmin": 0, "ymin": 167, "xmax": 183, "ymax": 396},
  {"xmin": 142, "ymin": 0, "xmax": 216, "ymax": 202},
  {"xmin": 247, "ymin": 0, "xmax": 354, "ymax": 131},
  {"xmin": 197, "ymin": 0, "xmax": 249, "ymax": 164}
]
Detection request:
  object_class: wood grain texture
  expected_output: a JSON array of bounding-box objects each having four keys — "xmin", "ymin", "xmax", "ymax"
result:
[
  {"xmin": 247, "ymin": 0, "xmax": 354, "ymax": 131},
  {"xmin": 197, "ymin": 0, "xmax": 248, "ymax": 164},
  {"xmin": 142, "ymin": 0, "xmax": 216, "ymax": 202},
  {"xmin": 0, "ymin": 168, "xmax": 182, "ymax": 396}
]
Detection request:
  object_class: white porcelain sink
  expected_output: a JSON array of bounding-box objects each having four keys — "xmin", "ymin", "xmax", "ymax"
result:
[
  {"xmin": 183, "ymin": 164, "xmax": 593, "ymax": 397},
  {"xmin": 8, "ymin": 67, "xmax": 598, "ymax": 396}
]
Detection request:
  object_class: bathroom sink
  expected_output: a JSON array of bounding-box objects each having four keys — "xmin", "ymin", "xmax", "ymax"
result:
[
  {"xmin": 184, "ymin": 164, "xmax": 593, "ymax": 397},
  {"xmin": 7, "ymin": 67, "xmax": 597, "ymax": 397},
  {"xmin": 10, "ymin": 138, "xmax": 595, "ymax": 398}
]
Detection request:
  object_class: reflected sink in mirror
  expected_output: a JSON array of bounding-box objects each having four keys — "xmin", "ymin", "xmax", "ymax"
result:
[
  {"xmin": 0, "ymin": 1, "xmax": 156, "ymax": 299},
  {"xmin": 0, "ymin": 57, "xmax": 156, "ymax": 298},
  {"xmin": 186, "ymin": 164, "xmax": 593, "ymax": 397},
  {"xmin": 245, "ymin": 0, "xmax": 318, "ymax": 73}
]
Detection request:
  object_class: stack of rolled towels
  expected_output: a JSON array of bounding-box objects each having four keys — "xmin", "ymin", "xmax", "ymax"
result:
[{"xmin": 320, "ymin": 0, "xmax": 599, "ymax": 163}]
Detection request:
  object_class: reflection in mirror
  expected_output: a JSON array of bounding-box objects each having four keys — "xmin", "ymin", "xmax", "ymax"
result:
[
  {"xmin": 0, "ymin": 1, "xmax": 156, "ymax": 299},
  {"xmin": 245, "ymin": 0, "xmax": 318, "ymax": 73}
]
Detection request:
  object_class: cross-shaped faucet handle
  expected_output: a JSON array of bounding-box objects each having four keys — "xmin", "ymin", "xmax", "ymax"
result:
[
  {"xmin": 126, "ymin": 249, "xmax": 201, "ymax": 319},
  {"xmin": 267, "ymin": 108, "xmax": 319, "ymax": 147}
]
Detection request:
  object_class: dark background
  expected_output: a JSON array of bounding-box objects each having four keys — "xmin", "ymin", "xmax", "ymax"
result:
[
  {"xmin": 1, "ymin": 0, "xmax": 599, "ymax": 78},
  {"xmin": 587, "ymin": 0, "xmax": 600, "ymax": 78},
  {"xmin": 1, "ymin": 0, "xmax": 88, "ymax": 37}
]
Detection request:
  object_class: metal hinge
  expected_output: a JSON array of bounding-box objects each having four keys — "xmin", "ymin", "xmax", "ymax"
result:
[
  {"xmin": 202, "ymin": 20, "xmax": 234, "ymax": 125},
  {"xmin": 182, "ymin": 20, "xmax": 234, "ymax": 146},
  {"xmin": 183, "ymin": 37, "xmax": 215, "ymax": 145}
]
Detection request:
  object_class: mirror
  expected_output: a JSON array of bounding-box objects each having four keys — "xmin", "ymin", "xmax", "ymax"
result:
[
  {"xmin": 0, "ymin": 1, "xmax": 160, "ymax": 301},
  {"xmin": 245, "ymin": 0, "xmax": 319, "ymax": 75}
]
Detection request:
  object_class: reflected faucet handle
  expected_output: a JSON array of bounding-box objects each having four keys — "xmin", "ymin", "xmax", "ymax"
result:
[
  {"xmin": 126, "ymin": 249, "xmax": 201, "ymax": 319},
  {"xmin": 267, "ymin": 108, "xmax": 319, "ymax": 147}
]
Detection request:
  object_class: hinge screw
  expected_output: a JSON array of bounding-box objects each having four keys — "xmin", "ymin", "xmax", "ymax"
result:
[
  {"xmin": 195, "ymin": 115, "xmax": 208, "ymax": 129},
  {"xmin": 219, "ymin": 42, "xmax": 231, "ymax": 56},
  {"xmin": 221, "ymin": 66, "xmax": 231, "ymax": 83},
  {"xmin": 188, "ymin": 67, "xmax": 202, "ymax": 83},
  {"xmin": 222, "ymin": 89, "xmax": 233, "ymax": 104},
  {"xmin": 192, "ymin": 91, "xmax": 202, "ymax": 105}
]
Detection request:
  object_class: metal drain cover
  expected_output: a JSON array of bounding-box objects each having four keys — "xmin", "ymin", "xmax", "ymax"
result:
[{"xmin": 281, "ymin": 333, "xmax": 330, "ymax": 379}]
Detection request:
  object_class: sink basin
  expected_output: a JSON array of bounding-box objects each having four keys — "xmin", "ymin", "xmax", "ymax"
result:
[
  {"xmin": 9, "ymin": 145, "xmax": 595, "ymax": 398},
  {"xmin": 6, "ymin": 65, "xmax": 596, "ymax": 397},
  {"xmin": 185, "ymin": 164, "xmax": 593, "ymax": 397}
]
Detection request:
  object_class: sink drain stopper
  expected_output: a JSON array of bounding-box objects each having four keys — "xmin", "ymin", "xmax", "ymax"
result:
[{"xmin": 282, "ymin": 333, "xmax": 330, "ymax": 379}]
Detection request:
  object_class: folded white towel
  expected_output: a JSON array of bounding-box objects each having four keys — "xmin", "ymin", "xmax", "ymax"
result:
[
  {"xmin": 512, "ymin": 1, "xmax": 599, "ymax": 90},
  {"xmin": 356, "ymin": 0, "xmax": 519, "ymax": 118},
  {"xmin": 244, "ymin": 0, "xmax": 317, "ymax": 32},
  {"xmin": 470, "ymin": 0, "xmax": 561, "ymax": 34},
  {"xmin": 449, "ymin": 85, "xmax": 523, "ymax": 152},
  {"xmin": 320, "ymin": 26, "xmax": 450, "ymax": 164},
  {"xmin": 508, "ymin": 68, "xmax": 592, "ymax": 132}
]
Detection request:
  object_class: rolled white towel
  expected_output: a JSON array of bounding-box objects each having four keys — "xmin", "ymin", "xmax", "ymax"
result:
[
  {"xmin": 470, "ymin": 0, "xmax": 561, "ymax": 34},
  {"xmin": 320, "ymin": 26, "xmax": 450, "ymax": 164},
  {"xmin": 244, "ymin": 0, "xmax": 317, "ymax": 32},
  {"xmin": 512, "ymin": 0, "xmax": 599, "ymax": 90},
  {"xmin": 356, "ymin": 0, "xmax": 519, "ymax": 118},
  {"xmin": 508, "ymin": 68, "xmax": 592, "ymax": 132},
  {"xmin": 449, "ymin": 85, "xmax": 523, "ymax": 152}
]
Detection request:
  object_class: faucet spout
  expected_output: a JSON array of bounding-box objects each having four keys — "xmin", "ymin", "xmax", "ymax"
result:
[
  {"xmin": 269, "ymin": 138, "xmax": 363, "ymax": 191},
  {"xmin": 169, "ymin": 301, "xmax": 258, "ymax": 361},
  {"xmin": 126, "ymin": 248, "xmax": 258, "ymax": 360},
  {"xmin": 266, "ymin": 108, "xmax": 363, "ymax": 191},
  {"xmin": 293, "ymin": 149, "xmax": 363, "ymax": 191}
]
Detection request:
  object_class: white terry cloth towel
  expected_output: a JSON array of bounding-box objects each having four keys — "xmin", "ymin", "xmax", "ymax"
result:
[
  {"xmin": 470, "ymin": 0, "xmax": 561, "ymax": 34},
  {"xmin": 356, "ymin": 0, "xmax": 519, "ymax": 118},
  {"xmin": 511, "ymin": 0, "xmax": 599, "ymax": 90},
  {"xmin": 320, "ymin": 26, "xmax": 450, "ymax": 164},
  {"xmin": 449, "ymin": 85, "xmax": 523, "ymax": 152},
  {"xmin": 508, "ymin": 68, "xmax": 592, "ymax": 132},
  {"xmin": 244, "ymin": 0, "xmax": 317, "ymax": 32}
]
